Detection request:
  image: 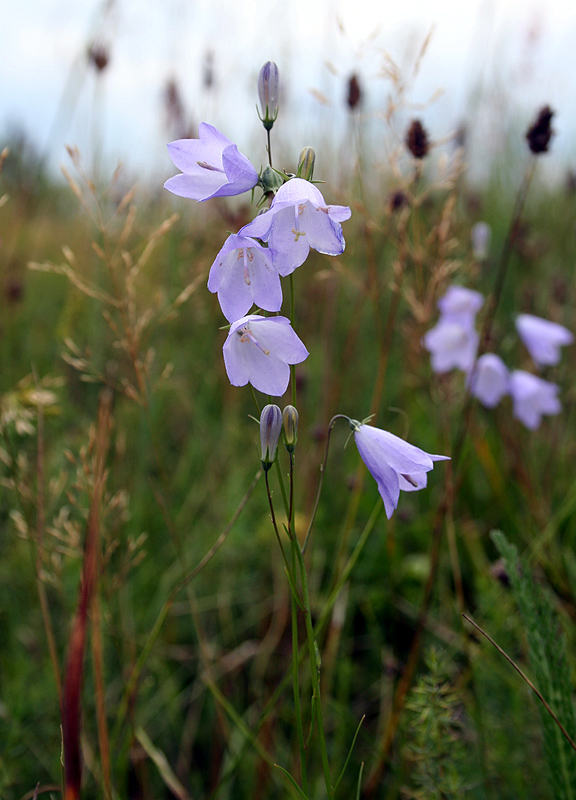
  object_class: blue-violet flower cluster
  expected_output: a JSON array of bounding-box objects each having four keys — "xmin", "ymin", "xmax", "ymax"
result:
[
  {"xmin": 424, "ymin": 283, "xmax": 573, "ymax": 429},
  {"xmin": 164, "ymin": 93, "xmax": 448, "ymax": 518}
]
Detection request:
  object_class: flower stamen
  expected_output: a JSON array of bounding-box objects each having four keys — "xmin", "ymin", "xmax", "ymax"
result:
[
  {"xmin": 196, "ymin": 160, "xmax": 225, "ymax": 173},
  {"xmin": 237, "ymin": 326, "xmax": 270, "ymax": 356}
]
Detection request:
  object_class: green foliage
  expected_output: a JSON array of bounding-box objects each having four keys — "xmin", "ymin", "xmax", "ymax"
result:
[
  {"xmin": 403, "ymin": 648, "xmax": 468, "ymax": 800},
  {"xmin": 492, "ymin": 530, "xmax": 576, "ymax": 800}
]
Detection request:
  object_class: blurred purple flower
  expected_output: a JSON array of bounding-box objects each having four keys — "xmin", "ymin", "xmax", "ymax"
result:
[
  {"xmin": 164, "ymin": 123, "xmax": 259, "ymax": 201},
  {"xmin": 437, "ymin": 285, "xmax": 484, "ymax": 323},
  {"xmin": 467, "ymin": 353, "xmax": 509, "ymax": 408},
  {"xmin": 509, "ymin": 370, "xmax": 561, "ymax": 429},
  {"xmin": 516, "ymin": 313, "xmax": 574, "ymax": 367},
  {"xmin": 352, "ymin": 421, "xmax": 449, "ymax": 519},
  {"xmin": 223, "ymin": 314, "xmax": 308, "ymax": 396},
  {"xmin": 208, "ymin": 234, "xmax": 282, "ymax": 323},
  {"xmin": 240, "ymin": 178, "xmax": 351, "ymax": 275},
  {"xmin": 423, "ymin": 318, "xmax": 479, "ymax": 373}
]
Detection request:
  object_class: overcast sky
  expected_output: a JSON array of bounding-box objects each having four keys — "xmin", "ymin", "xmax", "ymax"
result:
[{"xmin": 2, "ymin": 0, "xmax": 575, "ymax": 182}]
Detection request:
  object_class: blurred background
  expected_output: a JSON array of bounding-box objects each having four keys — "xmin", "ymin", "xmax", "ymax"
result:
[{"xmin": 2, "ymin": 0, "xmax": 576, "ymax": 184}]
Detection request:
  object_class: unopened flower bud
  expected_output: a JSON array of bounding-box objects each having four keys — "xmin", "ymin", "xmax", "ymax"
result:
[
  {"xmin": 260, "ymin": 404, "xmax": 282, "ymax": 470},
  {"xmin": 471, "ymin": 221, "xmax": 491, "ymax": 261},
  {"xmin": 405, "ymin": 119, "xmax": 429, "ymax": 160},
  {"xmin": 297, "ymin": 147, "xmax": 315, "ymax": 181},
  {"xmin": 282, "ymin": 405, "xmax": 299, "ymax": 451},
  {"xmin": 260, "ymin": 165, "xmax": 285, "ymax": 196},
  {"xmin": 526, "ymin": 105, "xmax": 554, "ymax": 155},
  {"xmin": 258, "ymin": 61, "xmax": 279, "ymax": 131}
]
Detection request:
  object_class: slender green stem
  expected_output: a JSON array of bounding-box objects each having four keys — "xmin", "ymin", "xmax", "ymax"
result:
[
  {"xmin": 463, "ymin": 613, "xmax": 576, "ymax": 754},
  {"xmin": 316, "ymin": 499, "xmax": 382, "ymax": 635},
  {"xmin": 266, "ymin": 128, "xmax": 273, "ymax": 168},
  {"xmin": 303, "ymin": 415, "xmax": 350, "ymax": 552},
  {"xmin": 291, "ymin": 537, "xmax": 308, "ymax": 794},
  {"xmin": 274, "ymin": 456, "xmax": 290, "ymax": 520},
  {"xmin": 208, "ymin": 497, "xmax": 381, "ymax": 799},
  {"xmin": 451, "ymin": 157, "xmax": 536, "ymax": 470},
  {"xmin": 265, "ymin": 470, "xmax": 298, "ymax": 595},
  {"xmin": 295, "ymin": 541, "xmax": 334, "ymax": 799},
  {"xmin": 250, "ymin": 384, "xmax": 261, "ymax": 415}
]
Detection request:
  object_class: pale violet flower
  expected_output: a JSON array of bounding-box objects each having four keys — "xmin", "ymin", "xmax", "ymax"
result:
[
  {"xmin": 208, "ymin": 234, "xmax": 282, "ymax": 323},
  {"xmin": 509, "ymin": 370, "xmax": 561, "ymax": 430},
  {"xmin": 423, "ymin": 318, "xmax": 479, "ymax": 373},
  {"xmin": 351, "ymin": 421, "xmax": 449, "ymax": 519},
  {"xmin": 164, "ymin": 123, "xmax": 259, "ymax": 201},
  {"xmin": 240, "ymin": 178, "xmax": 351, "ymax": 275},
  {"xmin": 223, "ymin": 314, "xmax": 308, "ymax": 396},
  {"xmin": 516, "ymin": 313, "xmax": 574, "ymax": 367},
  {"xmin": 437, "ymin": 285, "xmax": 484, "ymax": 323},
  {"xmin": 467, "ymin": 354, "xmax": 509, "ymax": 408}
]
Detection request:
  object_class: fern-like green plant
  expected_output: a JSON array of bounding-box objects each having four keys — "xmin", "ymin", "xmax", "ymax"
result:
[
  {"xmin": 403, "ymin": 647, "xmax": 468, "ymax": 800},
  {"xmin": 492, "ymin": 529, "xmax": 576, "ymax": 800}
]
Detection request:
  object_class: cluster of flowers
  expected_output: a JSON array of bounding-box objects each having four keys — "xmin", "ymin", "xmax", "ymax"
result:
[
  {"xmin": 163, "ymin": 63, "xmax": 449, "ymax": 519},
  {"xmin": 165, "ymin": 122, "xmax": 350, "ymax": 397},
  {"xmin": 423, "ymin": 285, "xmax": 573, "ymax": 429}
]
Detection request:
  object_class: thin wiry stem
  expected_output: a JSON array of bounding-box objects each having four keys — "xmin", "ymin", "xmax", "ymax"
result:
[
  {"xmin": 265, "ymin": 470, "xmax": 294, "ymax": 586},
  {"xmin": 463, "ymin": 613, "xmax": 576, "ymax": 754},
  {"xmin": 266, "ymin": 128, "xmax": 273, "ymax": 168},
  {"xmin": 303, "ymin": 415, "xmax": 351, "ymax": 553}
]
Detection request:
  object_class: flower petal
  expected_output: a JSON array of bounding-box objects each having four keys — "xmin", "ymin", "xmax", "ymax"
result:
[
  {"xmin": 354, "ymin": 425, "xmax": 436, "ymax": 475},
  {"xmin": 164, "ymin": 172, "xmax": 225, "ymax": 201},
  {"xmin": 467, "ymin": 353, "xmax": 509, "ymax": 408},
  {"xmin": 222, "ymin": 316, "xmax": 308, "ymax": 396},
  {"xmin": 299, "ymin": 204, "xmax": 346, "ymax": 256}
]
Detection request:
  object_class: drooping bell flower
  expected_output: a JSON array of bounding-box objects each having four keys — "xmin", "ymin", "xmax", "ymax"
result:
[
  {"xmin": 515, "ymin": 313, "xmax": 574, "ymax": 367},
  {"xmin": 222, "ymin": 314, "xmax": 308, "ymax": 396},
  {"xmin": 164, "ymin": 123, "xmax": 259, "ymax": 201},
  {"xmin": 423, "ymin": 318, "xmax": 479, "ymax": 373},
  {"xmin": 437, "ymin": 285, "xmax": 484, "ymax": 323},
  {"xmin": 467, "ymin": 353, "xmax": 509, "ymax": 408},
  {"xmin": 508, "ymin": 370, "xmax": 561, "ymax": 430},
  {"xmin": 208, "ymin": 234, "xmax": 282, "ymax": 323},
  {"xmin": 240, "ymin": 178, "xmax": 351, "ymax": 275},
  {"xmin": 350, "ymin": 420, "xmax": 449, "ymax": 519}
]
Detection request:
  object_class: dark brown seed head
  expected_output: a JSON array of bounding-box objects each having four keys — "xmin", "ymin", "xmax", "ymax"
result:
[
  {"xmin": 346, "ymin": 74, "xmax": 362, "ymax": 112},
  {"xmin": 388, "ymin": 190, "xmax": 408, "ymax": 212},
  {"xmin": 406, "ymin": 119, "xmax": 429, "ymax": 159},
  {"xmin": 526, "ymin": 105, "xmax": 554, "ymax": 154},
  {"xmin": 88, "ymin": 44, "xmax": 109, "ymax": 72}
]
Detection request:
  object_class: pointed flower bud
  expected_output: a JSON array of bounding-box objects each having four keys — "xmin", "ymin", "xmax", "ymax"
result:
[
  {"xmin": 258, "ymin": 61, "xmax": 279, "ymax": 131},
  {"xmin": 260, "ymin": 404, "xmax": 283, "ymax": 470},
  {"xmin": 282, "ymin": 405, "xmax": 299, "ymax": 451},
  {"xmin": 297, "ymin": 147, "xmax": 315, "ymax": 181}
]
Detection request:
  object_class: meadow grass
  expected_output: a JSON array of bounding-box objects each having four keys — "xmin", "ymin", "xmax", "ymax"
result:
[{"xmin": 0, "ymin": 97, "xmax": 575, "ymax": 800}]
